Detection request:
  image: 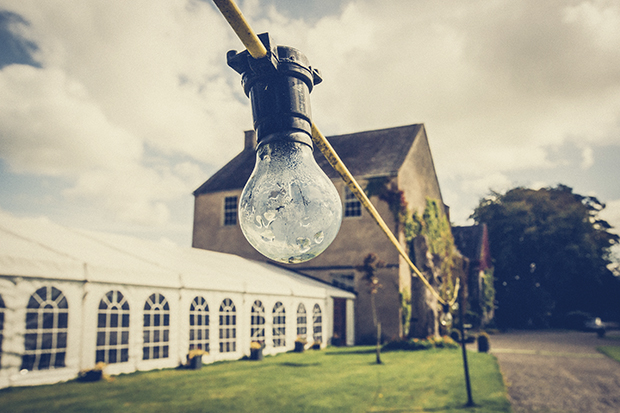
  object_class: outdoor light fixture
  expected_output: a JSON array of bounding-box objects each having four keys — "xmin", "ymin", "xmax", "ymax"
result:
[
  {"xmin": 440, "ymin": 303, "xmax": 453, "ymax": 328},
  {"xmin": 227, "ymin": 33, "xmax": 342, "ymax": 264}
]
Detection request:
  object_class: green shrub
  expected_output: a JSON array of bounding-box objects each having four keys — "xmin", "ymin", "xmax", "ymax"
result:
[
  {"xmin": 383, "ymin": 338, "xmax": 430, "ymax": 351},
  {"xmin": 434, "ymin": 335, "xmax": 459, "ymax": 349},
  {"xmin": 449, "ymin": 329, "xmax": 461, "ymax": 343},
  {"xmin": 382, "ymin": 336, "xmax": 457, "ymax": 352}
]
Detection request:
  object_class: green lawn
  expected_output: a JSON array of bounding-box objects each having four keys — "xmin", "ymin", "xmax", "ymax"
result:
[
  {"xmin": 0, "ymin": 347, "xmax": 511, "ymax": 412},
  {"xmin": 598, "ymin": 345, "xmax": 620, "ymax": 363}
]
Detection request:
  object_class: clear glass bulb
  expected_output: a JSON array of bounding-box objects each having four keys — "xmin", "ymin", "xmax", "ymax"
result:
[
  {"xmin": 440, "ymin": 311, "xmax": 453, "ymax": 328},
  {"xmin": 239, "ymin": 139, "xmax": 342, "ymax": 264}
]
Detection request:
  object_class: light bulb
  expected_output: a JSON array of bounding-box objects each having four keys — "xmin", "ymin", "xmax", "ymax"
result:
[
  {"xmin": 440, "ymin": 311, "xmax": 453, "ymax": 328},
  {"xmin": 440, "ymin": 303, "xmax": 453, "ymax": 328},
  {"xmin": 227, "ymin": 33, "xmax": 342, "ymax": 263},
  {"xmin": 239, "ymin": 136, "xmax": 342, "ymax": 263}
]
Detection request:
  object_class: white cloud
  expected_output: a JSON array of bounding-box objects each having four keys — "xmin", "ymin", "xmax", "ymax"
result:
[
  {"xmin": 299, "ymin": 0, "xmax": 620, "ymax": 178},
  {"xmin": 601, "ymin": 199, "xmax": 620, "ymax": 234},
  {"xmin": 1, "ymin": 0, "xmax": 620, "ymax": 239},
  {"xmin": 0, "ymin": 0, "xmax": 252, "ymax": 228},
  {"xmin": 600, "ymin": 198, "xmax": 620, "ymax": 262},
  {"xmin": 64, "ymin": 157, "xmax": 207, "ymax": 226},
  {"xmin": 0, "ymin": 0, "xmax": 251, "ymax": 165},
  {"xmin": 0, "ymin": 64, "xmax": 142, "ymax": 175},
  {"xmin": 581, "ymin": 146, "xmax": 594, "ymax": 169},
  {"xmin": 460, "ymin": 172, "xmax": 513, "ymax": 195},
  {"xmin": 563, "ymin": 0, "xmax": 620, "ymax": 52}
]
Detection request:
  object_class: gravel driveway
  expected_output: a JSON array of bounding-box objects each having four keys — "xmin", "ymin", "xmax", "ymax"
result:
[{"xmin": 489, "ymin": 330, "xmax": 620, "ymax": 413}]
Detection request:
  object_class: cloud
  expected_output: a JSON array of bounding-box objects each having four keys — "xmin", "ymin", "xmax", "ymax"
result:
[
  {"xmin": 601, "ymin": 199, "xmax": 620, "ymax": 233},
  {"xmin": 0, "ymin": 0, "xmax": 252, "ymax": 165},
  {"xmin": 581, "ymin": 146, "xmax": 594, "ymax": 169},
  {"xmin": 0, "ymin": 64, "xmax": 142, "ymax": 175},
  {"xmin": 296, "ymin": 0, "xmax": 620, "ymax": 178},
  {"xmin": 1, "ymin": 0, "xmax": 619, "ymax": 235},
  {"xmin": 600, "ymin": 198, "xmax": 620, "ymax": 261},
  {"xmin": 63, "ymin": 161, "xmax": 202, "ymax": 226},
  {"xmin": 460, "ymin": 172, "xmax": 513, "ymax": 195},
  {"xmin": 0, "ymin": 0, "xmax": 253, "ymax": 227}
]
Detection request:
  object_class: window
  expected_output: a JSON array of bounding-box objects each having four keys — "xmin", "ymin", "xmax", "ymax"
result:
[
  {"xmin": 224, "ymin": 196, "xmax": 238, "ymax": 226},
  {"xmin": 344, "ymin": 186, "xmax": 361, "ymax": 217},
  {"xmin": 272, "ymin": 302, "xmax": 286, "ymax": 347},
  {"xmin": 219, "ymin": 298, "xmax": 236, "ymax": 353},
  {"xmin": 189, "ymin": 297, "xmax": 209, "ymax": 352},
  {"xmin": 0, "ymin": 294, "xmax": 4, "ymax": 368},
  {"xmin": 143, "ymin": 293, "xmax": 170, "ymax": 360},
  {"xmin": 250, "ymin": 300, "xmax": 265, "ymax": 345},
  {"xmin": 313, "ymin": 304, "xmax": 322, "ymax": 344},
  {"xmin": 21, "ymin": 286, "xmax": 68, "ymax": 371},
  {"xmin": 97, "ymin": 290, "xmax": 130, "ymax": 364},
  {"xmin": 331, "ymin": 273, "xmax": 356, "ymax": 292},
  {"xmin": 296, "ymin": 303, "xmax": 307, "ymax": 339}
]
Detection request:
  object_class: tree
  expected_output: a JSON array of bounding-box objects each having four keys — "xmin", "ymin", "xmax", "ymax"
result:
[
  {"xmin": 471, "ymin": 185, "xmax": 620, "ymax": 328},
  {"xmin": 357, "ymin": 253, "xmax": 385, "ymax": 364}
]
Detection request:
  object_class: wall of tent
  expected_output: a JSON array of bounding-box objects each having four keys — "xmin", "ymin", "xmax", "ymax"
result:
[{"xmin": 0, "ymin": 277, "xmax": 330, "ymax": 388}]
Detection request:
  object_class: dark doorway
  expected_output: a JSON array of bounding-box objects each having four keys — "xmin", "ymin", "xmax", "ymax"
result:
[{"xmin": 332, "ymin": 298, "xmax": 347, "ymax": 346}]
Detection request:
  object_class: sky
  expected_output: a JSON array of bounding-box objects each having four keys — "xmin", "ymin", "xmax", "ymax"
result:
[{"xmin": 0, "ymin": 0, "xmax": 619, "ymax": 261}]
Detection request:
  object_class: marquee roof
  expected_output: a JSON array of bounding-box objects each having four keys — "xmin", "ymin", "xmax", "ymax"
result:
[{"xmin": 0, "ymin": 211, "xmax": 354, "ymax": 299}]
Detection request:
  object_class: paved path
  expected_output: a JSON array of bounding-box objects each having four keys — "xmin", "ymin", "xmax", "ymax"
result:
[{"xmin": 489, "ymin": 330, "xmax": 620, "ymax": 413}]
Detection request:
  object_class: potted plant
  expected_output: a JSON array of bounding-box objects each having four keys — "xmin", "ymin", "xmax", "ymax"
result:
[
  {"xmin": 77, "ymin": 362, "xmax": 106, "ymax": 382},
  {"xmin": 188, "ymin": 349, "xmax": 207, "ymax": 369},
  {"xmin": 294, "ymin": 336, "xmax": 307, "ymax": 352},
  {"xmin": 250, "ymin": 341, "xmax": 264, "ymax": 360},
  {"xmin": 477, "ymin": 332, "xmax": 490, "ymax": 353}
]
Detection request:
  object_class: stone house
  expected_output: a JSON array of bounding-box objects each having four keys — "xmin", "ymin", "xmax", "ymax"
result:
[{"xmin": 193, "ymin": 124, "xmax": 448, "ymax": 344}]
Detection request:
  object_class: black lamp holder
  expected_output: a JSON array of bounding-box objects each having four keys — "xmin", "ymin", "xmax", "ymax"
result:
[{"xmin": 227, "ymin": 33, "xmax": 322, "ymax": 149}]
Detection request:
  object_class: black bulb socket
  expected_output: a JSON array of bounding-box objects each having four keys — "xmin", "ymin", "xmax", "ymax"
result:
[{"xmin": 227, "ymin": 33, "xmax": 322, "ymax": 149}]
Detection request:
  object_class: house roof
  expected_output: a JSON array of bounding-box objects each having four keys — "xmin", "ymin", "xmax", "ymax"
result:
[{"xmin": 193, "ymin": 124, "xmax": 424, "ymax": 195}]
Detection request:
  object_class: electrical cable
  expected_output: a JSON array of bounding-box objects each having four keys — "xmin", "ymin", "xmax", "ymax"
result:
[{"xmin": 212, "ymin": 0, "xmax": 268, "ymax": 59}]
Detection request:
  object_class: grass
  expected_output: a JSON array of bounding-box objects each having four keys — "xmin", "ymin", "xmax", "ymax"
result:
[
  {"xmin": 598, "ymin": 346, "xmax": 620, "ymax": 363},
  {"xmin": 0, "ymin": 347, "xmax": 511, "ymax": 412}
]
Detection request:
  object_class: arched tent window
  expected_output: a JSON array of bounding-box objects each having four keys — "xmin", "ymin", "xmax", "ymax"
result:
[
  {"xmin": 219, "ymin": 299, "xmax": 236, "ymax": 353},
  {"xmin": 189, "ymin": 297, "xmax": 209, "ymax": 351},
  {"xmin": 250, "ymin": 300, "xmax": 265, "ymax": 345},
  {"xmin": 0, "ymin": 294, "xmax": 5, "ymax": 368},
  {"xmin": 313, "ymin": 304, "xmax": 322, "ymax": 344},
  {"xmin": 272, "ymin": 302, "xmax": 286, "ymax": 347},
  {"xmin": 97, "ymin": 290, "xmax": 130, "ymax": 364},
  {"xmin": 296, "ymin": 303, "xmax": 307, "ymax": 339},
  {"xmin": 143, "ymin": 293, "xmax": 170, "ymax": 360},
  {"xmin": 21, "ymin": 286, "xmax": 68, "ymax": 371}
]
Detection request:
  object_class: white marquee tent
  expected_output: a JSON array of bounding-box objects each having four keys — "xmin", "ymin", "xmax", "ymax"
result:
[{"xmin": 0, "ymin": 212, "xmax": 355, "ymax": 388}]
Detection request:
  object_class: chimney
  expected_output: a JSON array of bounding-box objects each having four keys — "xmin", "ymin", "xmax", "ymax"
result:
[{"xmin": 244, "ymin": 130, "xmax": 257, "ymax": 150}]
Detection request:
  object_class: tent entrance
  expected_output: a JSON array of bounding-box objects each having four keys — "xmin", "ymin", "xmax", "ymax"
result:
[{"xmin": 332, "ymin": 298, "xmax": 347, "ymax": 346}]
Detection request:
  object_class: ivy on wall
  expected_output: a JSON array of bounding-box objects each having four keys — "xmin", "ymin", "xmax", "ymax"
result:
[
  {"xmin": 480, "ymin": 267, "xmax": 495, "ymax": 320},
  {"xmin": 365, "ymin": 177, "xmax": 409, "ymax": 223},
  {"xmin": 408, "ymin": 198, "xmax": 460, "ymax": 303},
  {"xmin": 364, "ymin": 178, "xmax": 460, "ymax": 332},
  {"xmin": 400, "ymin": 289, "xmax": 412, "ymax": 337}
]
